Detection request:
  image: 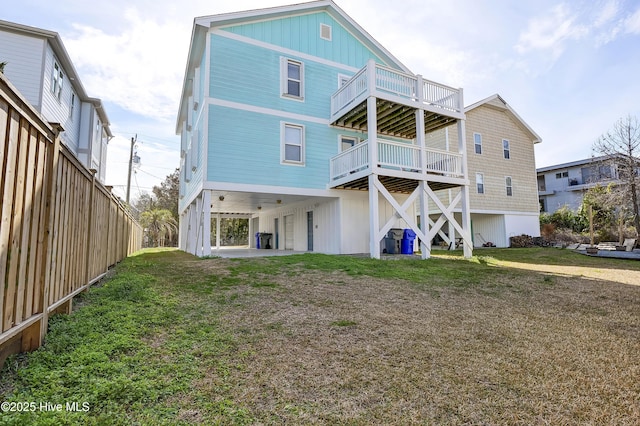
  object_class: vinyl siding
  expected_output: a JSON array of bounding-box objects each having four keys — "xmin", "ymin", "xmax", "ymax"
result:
[
  {"xmin": 210, "ymin": 32, "xmax": 356, "ymax": 119},
  {"xmin": 0, "ymin": 30, "xmax": 44, "ymax": 108},
  {"xmin": 450, "ymin": 106, "xmax": 539, "ymax": 213},
  {"xmin": 222, "ymin": 11, "xmax": 384, "ymax": 69},
  {"xmin": 207, "ymin": 104, "xmax": 343, "ymax": 188},
  {"xmin": 258, "ymin": 197, "xmax": 341, "ymax": 253},
  {"xmin": 40, "ymin": 45, "xmax": 80, "ymax": 154}
]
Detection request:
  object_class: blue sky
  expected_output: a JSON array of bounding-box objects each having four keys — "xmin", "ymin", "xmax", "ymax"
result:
[{"xmin": 2, "ymin": 0, "xmax": 640, "ymax": 201}]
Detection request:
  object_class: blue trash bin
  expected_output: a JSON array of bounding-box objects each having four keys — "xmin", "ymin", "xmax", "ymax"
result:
[
  {"xmin": 255, "ymin": 232, "xmax": 261, "ymax": 249},
  {"xmin": 401, "ymin": 229, "xmax": 416, "ymax": 254}
]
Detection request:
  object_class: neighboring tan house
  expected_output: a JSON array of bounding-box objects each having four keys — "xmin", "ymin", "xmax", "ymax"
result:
[
  {"xmin": 0, "ymin": 20, "xmax": 112, "ymax": 182},
  {"xmin": 421, "ymin": 94, "xmax": 542, "ymax": 247},
  {"xmin": 176, "ymin": 0, "xmax": 474, "ymax": 258},
  {"xmin": 537, "ymin": 155, "xmax": 628, "ymax": 213}
]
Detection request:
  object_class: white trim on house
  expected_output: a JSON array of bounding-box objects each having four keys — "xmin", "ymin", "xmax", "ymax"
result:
[
  {"xmin": 320, "ymin": 22, "xmax": 332, "ymax": 41},
  {"xmin": 503, "ymin": 139, "xmax": 510, "ymax": 159},
  {"xmin": 473, "ymin": 132, "xmax": 482, "ymax": 155},
  {"xmin": 466, "ymin": 94, "xmax": 541, "ymax": 144},
  {"xmin": 214, "ymin": 29, "xmax": 360, "ymax": 74},
  {"xmin": 209, "ymin": 98, "xmax": 330, "ymax": 125},
  {"xmin": 338, "ymin": 73, "xmax": 351, "ymax": 87},
  {"xmin": 280, "ymin": 56, "xmax": 305, "ymax": 101},
  {"xmin": 476, "ymin": 172, "xmax": 484, "ymax": 194},
  {"xmin": 203, "ymin": 181, "xmax": 337, "ymax": 196},
  {"xmin": 193, "ymin": 0, "xmax": 411, "ymax": 72},
  {"xmin": 338, "ymin": 134, "xmax": 359, "ymax": 151},
  {"xmin": 281, "ymin": 121, "xmax": 305, "ymax": 166}
]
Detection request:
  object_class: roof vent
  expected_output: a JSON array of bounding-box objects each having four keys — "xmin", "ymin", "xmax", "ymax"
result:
[{"xmin": 320, "ymin": 23, "xmax": 332, "ymax": 41}]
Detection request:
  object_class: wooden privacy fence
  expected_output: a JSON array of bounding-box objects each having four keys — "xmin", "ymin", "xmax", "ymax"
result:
[{"xmin": 0, "ymin": 73, "xmax": 142, "ymax": 367}]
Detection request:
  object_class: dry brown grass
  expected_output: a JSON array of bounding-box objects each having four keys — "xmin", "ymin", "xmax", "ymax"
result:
[{"xmin": 175, "ymin": 252, "xmax": 640, "ymax": 425}]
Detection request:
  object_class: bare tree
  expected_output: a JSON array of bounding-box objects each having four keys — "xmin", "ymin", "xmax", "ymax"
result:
[{"xmin": 592, "ymin": 115, "xmax": 640, "ymax": 236}]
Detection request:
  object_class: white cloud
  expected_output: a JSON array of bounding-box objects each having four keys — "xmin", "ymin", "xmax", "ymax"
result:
[
  {"xmin": 515, "ymin": 4, "xmax": 589, "ymax": 58},
  {"xmin": 64, "ymin": 8, "xmax": 190, "ymax": 122},
  {"xmin": 625, "ymin": 7, "xmax": 640, "ymax": 34},
  {"xmin": 594, "ymin": 0, "xmax": 620, "ymax": 27}
]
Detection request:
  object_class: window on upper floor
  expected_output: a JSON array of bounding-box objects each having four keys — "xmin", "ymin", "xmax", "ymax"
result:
[
  {"xmin": 555, "ymin": 171, "xmax": 568, "ymax": 179},
  {"xmin": 474, "ymin": 133, "xmax": 482, "ymax": 154},
  {"xmin": 506, "ymin": 176, "xmax": 513, "ymax": 196},
  {"xmin": 503, "ymin": 139, "xmax": 510, "ymax": 159},
  {"xmin": 52, "ymin": 62, "xmax": 63, "ymax": 101},
  {"xmin": 70, "ymin": 93, "xmax": 75, "ymax": 119},
  {"xmin": 476, "ymin": 173, "xmax": 484, "ymax": 194},
  {"xmin": 281, "ymin": 58, "xmax": 304, "ymax": 100},
  {"xmin": 338, "ymin": 74, "xmax": 351, "ymax": 87},
  {"xmin": 282, "ymin": 123, "xmax": 305, "ymax": 165},
  {"xmin": 340, "ymin": 135, "xmax": 358, "ymax": 152}
]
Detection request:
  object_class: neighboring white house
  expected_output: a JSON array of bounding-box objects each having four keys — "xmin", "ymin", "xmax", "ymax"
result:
[
  {"xmin": 537, "ymin": 155, "xmax": 627, "ymax": 213},
  {"xmin": 0, "ymin": 20, "xmax": 112, "ymax": 182}
]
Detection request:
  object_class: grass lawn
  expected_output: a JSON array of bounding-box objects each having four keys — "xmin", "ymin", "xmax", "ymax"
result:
[{"xmin": 1, "ymin": 248, "xmax": 639, "ymax": 425}]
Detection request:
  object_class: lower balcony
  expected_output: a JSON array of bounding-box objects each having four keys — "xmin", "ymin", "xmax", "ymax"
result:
[{"xmin": 329, "ymin": 139, "xmax": 465, "ymax": 193}]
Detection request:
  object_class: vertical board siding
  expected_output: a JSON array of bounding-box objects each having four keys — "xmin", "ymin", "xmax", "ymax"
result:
[
  {"xmin": 223, "ymin": 12, "xmax": 384, "ymax": 69},
  {"xmin": 0, "ymin": 74, "xmax": 142, "ymax": 365}
]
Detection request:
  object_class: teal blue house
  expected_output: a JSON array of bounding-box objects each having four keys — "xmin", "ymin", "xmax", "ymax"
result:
[{"xmin": 176, "ymin": 0, "xmax": 473, "ymax": 258}]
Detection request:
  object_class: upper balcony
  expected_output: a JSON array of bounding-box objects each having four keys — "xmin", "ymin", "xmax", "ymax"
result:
[{"xmin": 331, "ymin": 60, "xmax": 464, "ymax": 139}]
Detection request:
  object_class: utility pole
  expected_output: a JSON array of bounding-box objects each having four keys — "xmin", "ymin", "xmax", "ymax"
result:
[{"xmin": 126, "ymin": 134, "xmax": 136, "ymax": 204}]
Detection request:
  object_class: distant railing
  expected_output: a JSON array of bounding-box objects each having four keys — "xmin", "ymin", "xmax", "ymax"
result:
[
  {"xmin": 424, "ymin": 148, "xmax": 463, "ymax": 176},
  {"xmin": 330, "ymin": 139, "xmax": 463, "ymax": 182},
  {"xmin": 0, "ymin": 73, "xmax": 142, "ymax": 368},
  {"xmin": 331, "ymin": 61, "xmax": 462, "ymax": 119},
  {"xmin": 330, "ymin": 142, "xmax": 369, "ymax": 180}
]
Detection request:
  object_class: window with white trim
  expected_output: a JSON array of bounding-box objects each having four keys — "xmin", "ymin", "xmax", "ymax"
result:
[
  {"xmin": 281, "ymin": 58, "xmax": 304, "ymax": 99},
  {"xmin": 506, "ymin": 176, "xmax": 513, "ymax": 196},
  {"xmin": 340, "ymin": 135, "xmax": 358, "ymax": 151},
  {"xmin": 52, "ymin": 62, "xmax": 63, "ymax": 100},
  {"xmin": 320, "ymin": 23, "xmax": 332, "ymax": 41},
  {"xmin": 282, "ymin": 123, "xmax": 304, "ymax": 164},
  {"xmin": 476, "ymin": 173, "xmax": 484, "ymax": 194},
  {"xmin": 474, "ymin": 133, "xmax": 482, "ymax": 154},
  {"xmin": 503, "ymin": 139, "xmax": 510, "ymax": 159}
]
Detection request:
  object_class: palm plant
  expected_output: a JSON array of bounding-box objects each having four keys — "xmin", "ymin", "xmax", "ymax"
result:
[{"xmin": 140, "ymin": 209, "xmax": 178, "ymax": 247}]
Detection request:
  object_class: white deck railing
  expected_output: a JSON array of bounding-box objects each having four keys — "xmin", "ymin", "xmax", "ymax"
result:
[
  {"xmin": 330, "ymin": 139, "xmax": 464, "ymax": 182},
  {"xmin": 330, "ymin": 142, "xmax": 369, "ymax": 180},
  {"xmin": 331, "ymin": 61, "xmax": 462, "ymax": 119}
]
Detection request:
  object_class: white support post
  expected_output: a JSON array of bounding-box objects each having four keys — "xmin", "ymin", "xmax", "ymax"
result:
[
  {"xmin": 368, "ymin": 174, "xmax": 380, "ymax": 259},
  {"xmin": 194, "ymin": 196, "xmax": 203, "ymax": 257},
  {"xmin": 416, "ymin": 107, "xmax": 426, "ymax": 174},
  {"xmin": 202, "ymin": 191, "xmax": 212, "ymax": 256},
  {"xmin": 457, "ymin": 111, "xmax": 473, "ymax": 259},
  {"xmin": 187, "ymin": 203, "xmax": 197, "ymax": 255},
  {"xmin": 419, "ymin": 181, "xmax": 430, "ymax": 259},
  {"xmin": 215, "ymin": 213, "xmax": 221, "ymax": 250},
  {"xmin": 367, "ymin": 95, "xmax": 378, "ymax": 172}
]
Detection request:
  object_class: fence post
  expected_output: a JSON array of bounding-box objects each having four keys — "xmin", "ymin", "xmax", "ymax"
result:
[
  {"xmin": 84, "ymin": 169, "xmax": 97, "ymax": 289},
  {"xmin": 104, "ymin": 186, "xmax": 112, "ymax": 271},
  {"xmin": 31, "ymin": 125, "xmax": 61, "ymax": 348}
]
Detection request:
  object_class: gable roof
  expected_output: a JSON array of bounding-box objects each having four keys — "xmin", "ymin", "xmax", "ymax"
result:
[
  {"xmin": 466, "ymin": 94, "xmax": 541, "ymax": 144},
  {"xmin": 0, "ymin": 19, "xmax": 112, "ymax": 136},
  {"xmin": 176, "ymin": 0, "xmax": 411, "ymax": 132},
  {"xmin": 536, "ymin": 154, "xmax": 626, "ymax": 174}
]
